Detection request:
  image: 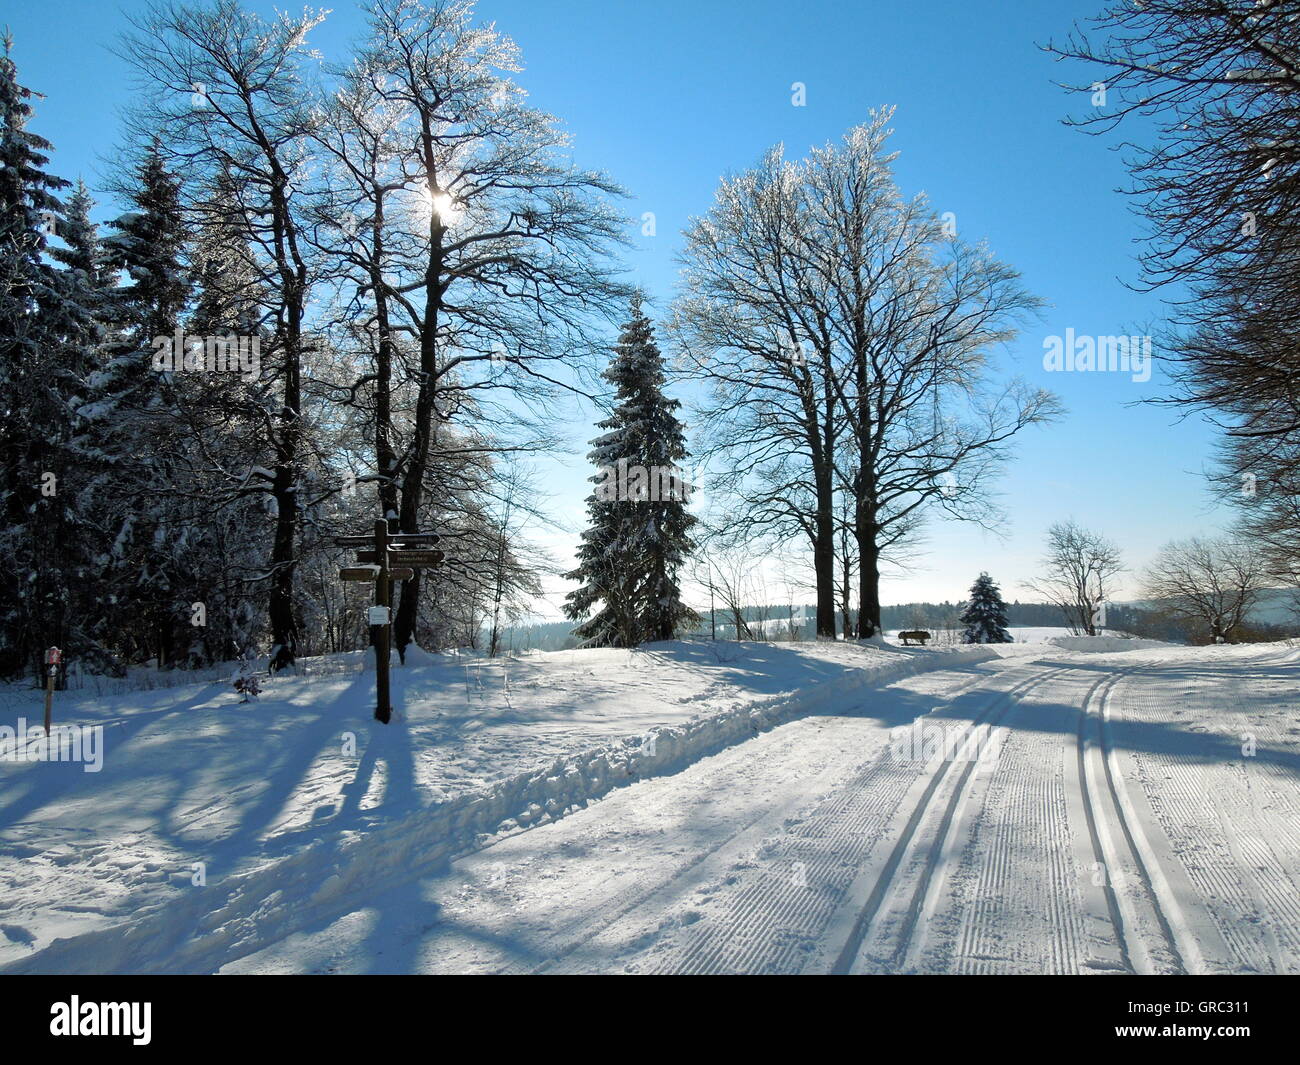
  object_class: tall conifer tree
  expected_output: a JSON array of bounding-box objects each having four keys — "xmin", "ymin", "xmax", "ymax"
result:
[
  {"xmin": 566, "ymin": 297, "xmax": 697, "ymax": 646},
  {"xmin": 0, "ymin": 32, "xmax": 89, "ymax": 677}
]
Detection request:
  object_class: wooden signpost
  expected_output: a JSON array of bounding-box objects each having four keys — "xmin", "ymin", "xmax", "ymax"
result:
[{"xmin": 334, "ymin": 520, "xmax": 443, "ymax": 723}]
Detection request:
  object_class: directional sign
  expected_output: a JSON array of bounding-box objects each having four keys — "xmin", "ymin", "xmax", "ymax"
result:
[
  {"xmin": 340, "ymin": 566, "xmax": 378, "ymax": 581},
  {"xmin": 355, "ymin": 549, "xmax": 444, "ymax": 567},
  {"xmin": 392, "ymin": 549, "xmax": 443, "ymax": 566},
  {"xmin": 335, "ymin": 532, "xmax": 440, "ymax": 547},
  {"xmin": 334, "ymin": 520, "xmax": 439, "ymax": 725},
  {"xmin": 340, "ymin": 566, "xmax": 414, "ymax": 581}
]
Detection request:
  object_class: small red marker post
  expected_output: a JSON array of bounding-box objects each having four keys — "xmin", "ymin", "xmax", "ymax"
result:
[{"xmin": 43, "ymin": 646, "xmax": 61, "ymax": 732}]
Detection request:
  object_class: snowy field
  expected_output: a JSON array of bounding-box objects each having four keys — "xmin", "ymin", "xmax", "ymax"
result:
[
  {"xmin": 3, "ymin": 635, "xmax": 1299, "ymax": 974},
  {"xmin": 0, "ymin": 638, "xmax": 997, "ymax": 972},
  {"xmin": 886, "ymin": 626, "xmax": 1166, "ymax": 647}
]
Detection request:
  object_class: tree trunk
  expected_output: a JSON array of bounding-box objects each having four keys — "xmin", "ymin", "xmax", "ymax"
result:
[
  {"xmin": 264, "ymin": 147, "xmax": 307, "ymax": 673},
  {"xmin": 268, "ymin": 274, "xmax": 303, "ymax": 673},
  {"xmin": 489, "ymin": 532, "xmax": 507, "ymax": 657},
  {"xmin": 369, "ymin": 215, "xmax": 401, "ymax": 665},
  {"xmin": 813, "ymin": 462, "xmax": 837, "ymax": 639},
  {"xmin": 852, "ymin": 335, "xmax": 881, "ymax": 638},
  {"xmin": 268, "ymin": 430, "xmax": 299, "ymax": 672},
  {"xmin": 370, "ymin": 208, "xmax": 400, "ymax": 525},
  {"xmin": 393, "ymin": 211, "xmax": 444, "ymax": 659},
  {"xmin": 856, "ymin": 494, "xmax": 882, "ymax": 638}
]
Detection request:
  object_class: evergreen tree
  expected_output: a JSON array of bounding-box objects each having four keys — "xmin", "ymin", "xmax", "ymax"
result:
[
  {"xmin": 566, "ymin": 297, "xmax": 697, "ymax": 646},
  {"xmin": 52, "ymin": 180, "xmax": 113, "ymax": 292},
  {"xmin": 187, "ymin": 166, "xmax": 261, "ymax": 338},
  {"xmin": 105, "ymin": 139, "xmax": 189, "ymax": 341},
  {"xmin": 959, "ymin": 572, "xmax": 1013, "ymax": 644},
  {"xmin": 47, "ymin": 179, "xmax": 133, "ymax": 672},
  {"xmin": 82, "ymin": 142, "xmax": 200, "ymax": 668},
  {"xmin": 0, "ymin": 32, "xmax": 101, "ymax": 679}
]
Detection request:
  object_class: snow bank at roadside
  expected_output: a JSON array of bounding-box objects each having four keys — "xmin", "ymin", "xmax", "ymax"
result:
[
  {"xmin": 3, "ymin": 643, "xmax": 998, "ymax": 975},
  {"xmin": 1047, "ymin": 635, "xmax": 1172, "ymax": 653}
]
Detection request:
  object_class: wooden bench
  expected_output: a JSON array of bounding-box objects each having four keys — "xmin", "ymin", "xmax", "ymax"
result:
[{"xmin": 898, "ymin": 630, "xmax": 931, "ymax": 646}]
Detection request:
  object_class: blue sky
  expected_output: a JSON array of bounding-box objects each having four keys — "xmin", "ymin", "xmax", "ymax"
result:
[{"xmin": 5, "ymin": 0, "xmax": 1233, "ymax": 613}]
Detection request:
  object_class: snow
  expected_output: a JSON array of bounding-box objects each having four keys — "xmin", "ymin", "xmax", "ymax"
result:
[
  {"xmin": 0, "ymin": 638, "xmax": 993, "ymax": 973},
  {"xmin": 218, "ymin": 639, "xmax": 1300, "ymax": 975},
  {"xmin": 884, "ymin": 626, "xmax": 1167, "ymax": 647},
  {"xmin": 1043, "ymin": 634, "xmax": 1171, "ymax": 652},
  {"xmin": 5, "ymin": 637, "xmax": 1298, "ymax": 974}
]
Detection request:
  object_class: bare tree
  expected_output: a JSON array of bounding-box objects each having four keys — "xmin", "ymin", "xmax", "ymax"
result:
[
  {"xmin": 1025, "ymin": 520, "xmax": 1124, "ymax": 636},
  {"xmin": 1212, "ymin": 409, "xmax": 1300, "ymax": 594},
  {"xmin": 119, "ymin": 0, "xmax": 326, "ymax": 671},
  {"xmin": 1047, "ymin": 1, "xmax": 1300, "ymax": 301},
  {"xmin": 485, "ymin": 457, "xmax": 548, "ymax": 657},
  {"xmin": 802, "ymin": 115, "xmax": 1058, "ymax": 638},
  {"xmin": 834, "ymin": 494, "xmax": 859, "ymax": 637},
  {"xmin": 1141, "ymin": 535, "xmax": 1268, "ymax": 643},
  {"xmin": 691, "ymin": 547, "xmax": 756, "ymax": 641},
  {"xmin": 310, "ymin": 52, "xmax": 409, "ymax": 525},
  {"xmin": 1047, "ymin": 2, "xmax": 1300, "ymax": 582},
  {"xmin": 672, "ymin": 145, "xmax": 843, "ymax": 638},
  {"xmin": 353, "ymin": 0, "xmax": 630, "ymax": 658},
  {"xmin": 676, "ymin": 113, "xmax": 1059, "ymax": 641}
]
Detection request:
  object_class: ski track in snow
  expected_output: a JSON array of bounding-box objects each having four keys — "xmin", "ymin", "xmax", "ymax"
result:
[
  {"xmin": 1110, "ymin": 652, "xmax": 1300, "ymax": 973},
  {"xmin": 5, "ymin": 638, "xmax": 1299, "ymax": 975}
]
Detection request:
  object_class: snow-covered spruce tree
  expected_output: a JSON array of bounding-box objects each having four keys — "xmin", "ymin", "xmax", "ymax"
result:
[
  {"xmin": 0, "ymin": 33, "xmax": 109, "ymax": 680},
  {"xmin": 566, "ymin": 298, "xmax": 698, "ymax": 646},
  {"xmin": 959, "ymin": 572, "xmax": 1012, "ymax": 644},
  {"xmin": 88, "ymin": 143, "xmax": 192, "ymax": 666},
  {"xmin": 46, "ymin": 180, "xmax": 127, "ymax": 672},
  {"xmin": 105, "ymin": 139, "xmax": 190, "ymax": 342},
  {"xmin": 89, "ymin": 142, "xmax": 214, "ymax": 669}
]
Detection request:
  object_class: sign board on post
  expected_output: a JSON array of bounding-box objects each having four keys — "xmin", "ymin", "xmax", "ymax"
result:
[
  {"xmin": 334, "ymin": 533, "xmax": 439, "ymax": 547},
  {"xmin": 342, "ymin": 566, "xmax": 414, "ymax": 582},
  {"xmin": 333, "ymin": 522, "xmax": 442, "ymax": 724},
  {"xmin": 355, "ymin": 550, "xmax": 444, "ymax": 567}
]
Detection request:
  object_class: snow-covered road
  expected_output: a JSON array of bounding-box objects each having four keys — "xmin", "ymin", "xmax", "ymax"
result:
[{"xmin": 223, "ymin": 646, "xmax": 1300, "ymax": 975}]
